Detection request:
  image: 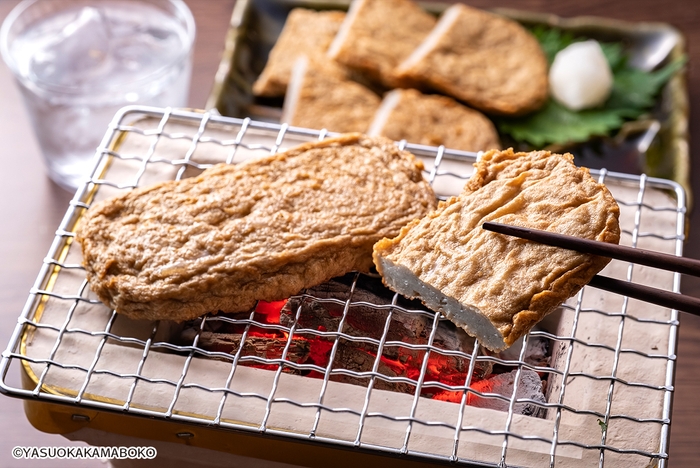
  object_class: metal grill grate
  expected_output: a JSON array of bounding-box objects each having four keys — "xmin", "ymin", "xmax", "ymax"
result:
[{"xmin": 0, "ymin": 106, "xmax": 684, "ymax": 468}]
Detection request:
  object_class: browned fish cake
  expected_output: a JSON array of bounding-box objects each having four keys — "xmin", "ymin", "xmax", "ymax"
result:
[
  {"xmin": 282, "ymin": 56, "xmax": 380, "ymax": 133},
  {"xmin": 327, "ymin": 0, "xmax": 436, "ymax": 89},
  {"xmin": 373, "ymin": 148, "xmax": 620, "ymax": 351},
  {"xmin": 77, "ymin": 134, "xmax": 437, "ymax": 322},
  {"xmin": 252, "ymin": 8, "xmax": 346, "ymax": 97},
  {"xmin": 396, "ymin": 4, "xmax": 548, "ymax": 116},
  {"xmin": 368, "ymin": 88, "xmax": 500, "ymax": 151}
]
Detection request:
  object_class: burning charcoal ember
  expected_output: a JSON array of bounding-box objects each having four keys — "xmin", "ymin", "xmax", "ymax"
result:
[
  {"xmin": 196, "ymin": 332, "xmax": 309, "ymax": 361},
  {"xmin": 327, "ymin": 341, "xmax": 491, "ymax": 396},
  {"xmin": 281, "ymin": 280, "xmax": 493, "ymax": 382},
  {"xmin": 281, "ymin": 279, "xmax": 480, "ymax": 354},
  {"xmin": 177, "ymin": 276, "xmax": 551, "ymax": 417},
  {"xmin": 179, "ymin": 300, "xmax": 288, "ymax": 343},
  {"xmin": 179, "ymin": 329, "xmax": 310, "ymax": 374},
  {"xmin": 281, "ymin": 295, "xmax": 431, "ymax": 342},
  {"xmin": 329, "ymin": 343, "xmax": 416, "ymax": 394},
  {"xmin": 280, "ymin": 278, "xmax": 425, "ymax": 341},
  {"xmin": 383, "ymin": 344, "xmax": 492, "ymax": 383},
  {"xmin": 423, "ymin": 350, "xmax": 485, "ymax": 386},
  {"xmin": 468, "ymin": 369, "xmax": 546, "ymax": 416}
]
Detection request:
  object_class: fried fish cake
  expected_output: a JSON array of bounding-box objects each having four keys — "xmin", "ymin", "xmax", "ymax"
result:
[
  {"xmin": 252, "ymin": 8, "xmax": 346, "ymax": 97},
  {"xmin": 327, "ymin": 0, "xmax": 436, "ymax": 89},
  {"xmin": 78, "ymin": 134, "xmax": 436, "ymax": 322},
  {"xmin": 373, "ymin": 148, "xmax": 620, "ymax": 351},
  {"xmin": 368, "ymin": 88, "xmax": 500, "ymax": 151},
  {"xmin": 282, "ymin": 56, "xmax": 380, "ymax": 133},
  {"xmin": 396, "ymin": 4, "xmax": 549, "ymax": 116}
]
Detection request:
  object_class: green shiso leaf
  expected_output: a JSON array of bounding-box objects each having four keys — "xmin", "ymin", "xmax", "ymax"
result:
[
  {"xmin": 531, "ymin": 26, "xmax": 576, "ymax": 65},
  {"xmin": 599, "ymin": 42, "xmax": 626, "ymax": 71},
  {"xmin": 496, "ymin": 27, "xmax": 685, "ymax": 148},
  {"xmin": 607, "ymin": 57, "xmax": 686, "ymax": 110},
  {"xmin": 499, "ymin": 100, "xmax": 628, "ymax": 147}
]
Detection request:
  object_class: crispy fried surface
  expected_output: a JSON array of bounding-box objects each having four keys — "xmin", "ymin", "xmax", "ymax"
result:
[
  {"xmin": 252, "ymin": 9, "xmax": 346, "ymax": 97},
  {"xmin": 373, "ymin": 148, "xmax": 620, "ymax": 351},
  {"xmin": 396, "ymin": 4, "xmax": 548, "ymax": 116},
  {"xmin": 282, "ymin": 58, "xmax": 380, "ymax": 133},
  {"xmin": 78, "ymin": 134, "xmax": 436, "ymax": 322},
  {"xmin": 369, "ymin": 88, "xmax": 500, "ymax": 151},
  {"xmin": 328, "ymin": 0, "xmax": 436, "ymax": 88}
]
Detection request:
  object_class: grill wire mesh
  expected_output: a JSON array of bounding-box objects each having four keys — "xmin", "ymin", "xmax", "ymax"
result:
[{"xmin": 0, "ymin": 106, "xmax": 684, "ymax": 468}]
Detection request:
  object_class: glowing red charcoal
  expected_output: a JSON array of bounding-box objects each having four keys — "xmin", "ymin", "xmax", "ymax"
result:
[
  {"xmin": 254, "ymin": 300, "xmax": 287, "ymax": 324},
  {"xmin": 183, "ymin": 280, "xmax": 548, "ymax": 416}
]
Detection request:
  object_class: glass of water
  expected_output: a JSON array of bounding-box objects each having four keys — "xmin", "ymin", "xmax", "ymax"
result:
[{"xmin": 0, "ymin": 0, "xmax": 195, "ymax": 191}]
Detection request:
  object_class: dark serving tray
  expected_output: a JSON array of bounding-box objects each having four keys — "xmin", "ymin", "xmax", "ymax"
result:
[{"xmin": 206, "ymin": 0, "xmax": 690, "ymax": 199}]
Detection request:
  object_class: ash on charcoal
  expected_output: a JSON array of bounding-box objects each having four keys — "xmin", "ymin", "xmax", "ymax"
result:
[
  {"xmin": 468, "ymin": 369, "xmax": 546, "ymax": 416},
  {"xmin": 497, "ymin": 333, "xmax": 550, "ymax": 366}
]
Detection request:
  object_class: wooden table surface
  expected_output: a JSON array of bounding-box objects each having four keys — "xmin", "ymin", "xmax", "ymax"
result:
[{"xmin": 0, "ymin": 1, "xmax": 698, "ymax": 467}]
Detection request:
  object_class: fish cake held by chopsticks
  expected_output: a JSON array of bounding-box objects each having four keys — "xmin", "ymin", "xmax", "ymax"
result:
[{"xmin": 373, "ymin": 148, "xmax": 620, "ymax": 351}]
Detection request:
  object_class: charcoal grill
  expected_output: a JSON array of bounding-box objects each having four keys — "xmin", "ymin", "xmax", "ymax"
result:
[{"xmin": 0, "ymin": 106, "xmax": 683, "ymax": 467}]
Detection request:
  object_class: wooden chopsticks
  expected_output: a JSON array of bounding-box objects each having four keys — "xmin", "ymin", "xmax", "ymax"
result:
[{"xmin": 482, "ymin": 221, "xmax": 700, "ymax": 314}]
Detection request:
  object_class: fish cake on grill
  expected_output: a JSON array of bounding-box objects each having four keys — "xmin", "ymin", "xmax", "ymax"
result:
[
  {"xmin": 373, "ymin": 148, "xmax": 620, "ymax": 351},
  {"xmin": 77, "ymin": 134, "xmax": 437, "ymax": 322}
]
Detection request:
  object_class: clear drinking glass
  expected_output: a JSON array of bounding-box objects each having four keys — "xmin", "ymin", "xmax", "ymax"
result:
[{"xmin": 0, "ymin": 0, "xmax": 195, "ymax": 191}]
